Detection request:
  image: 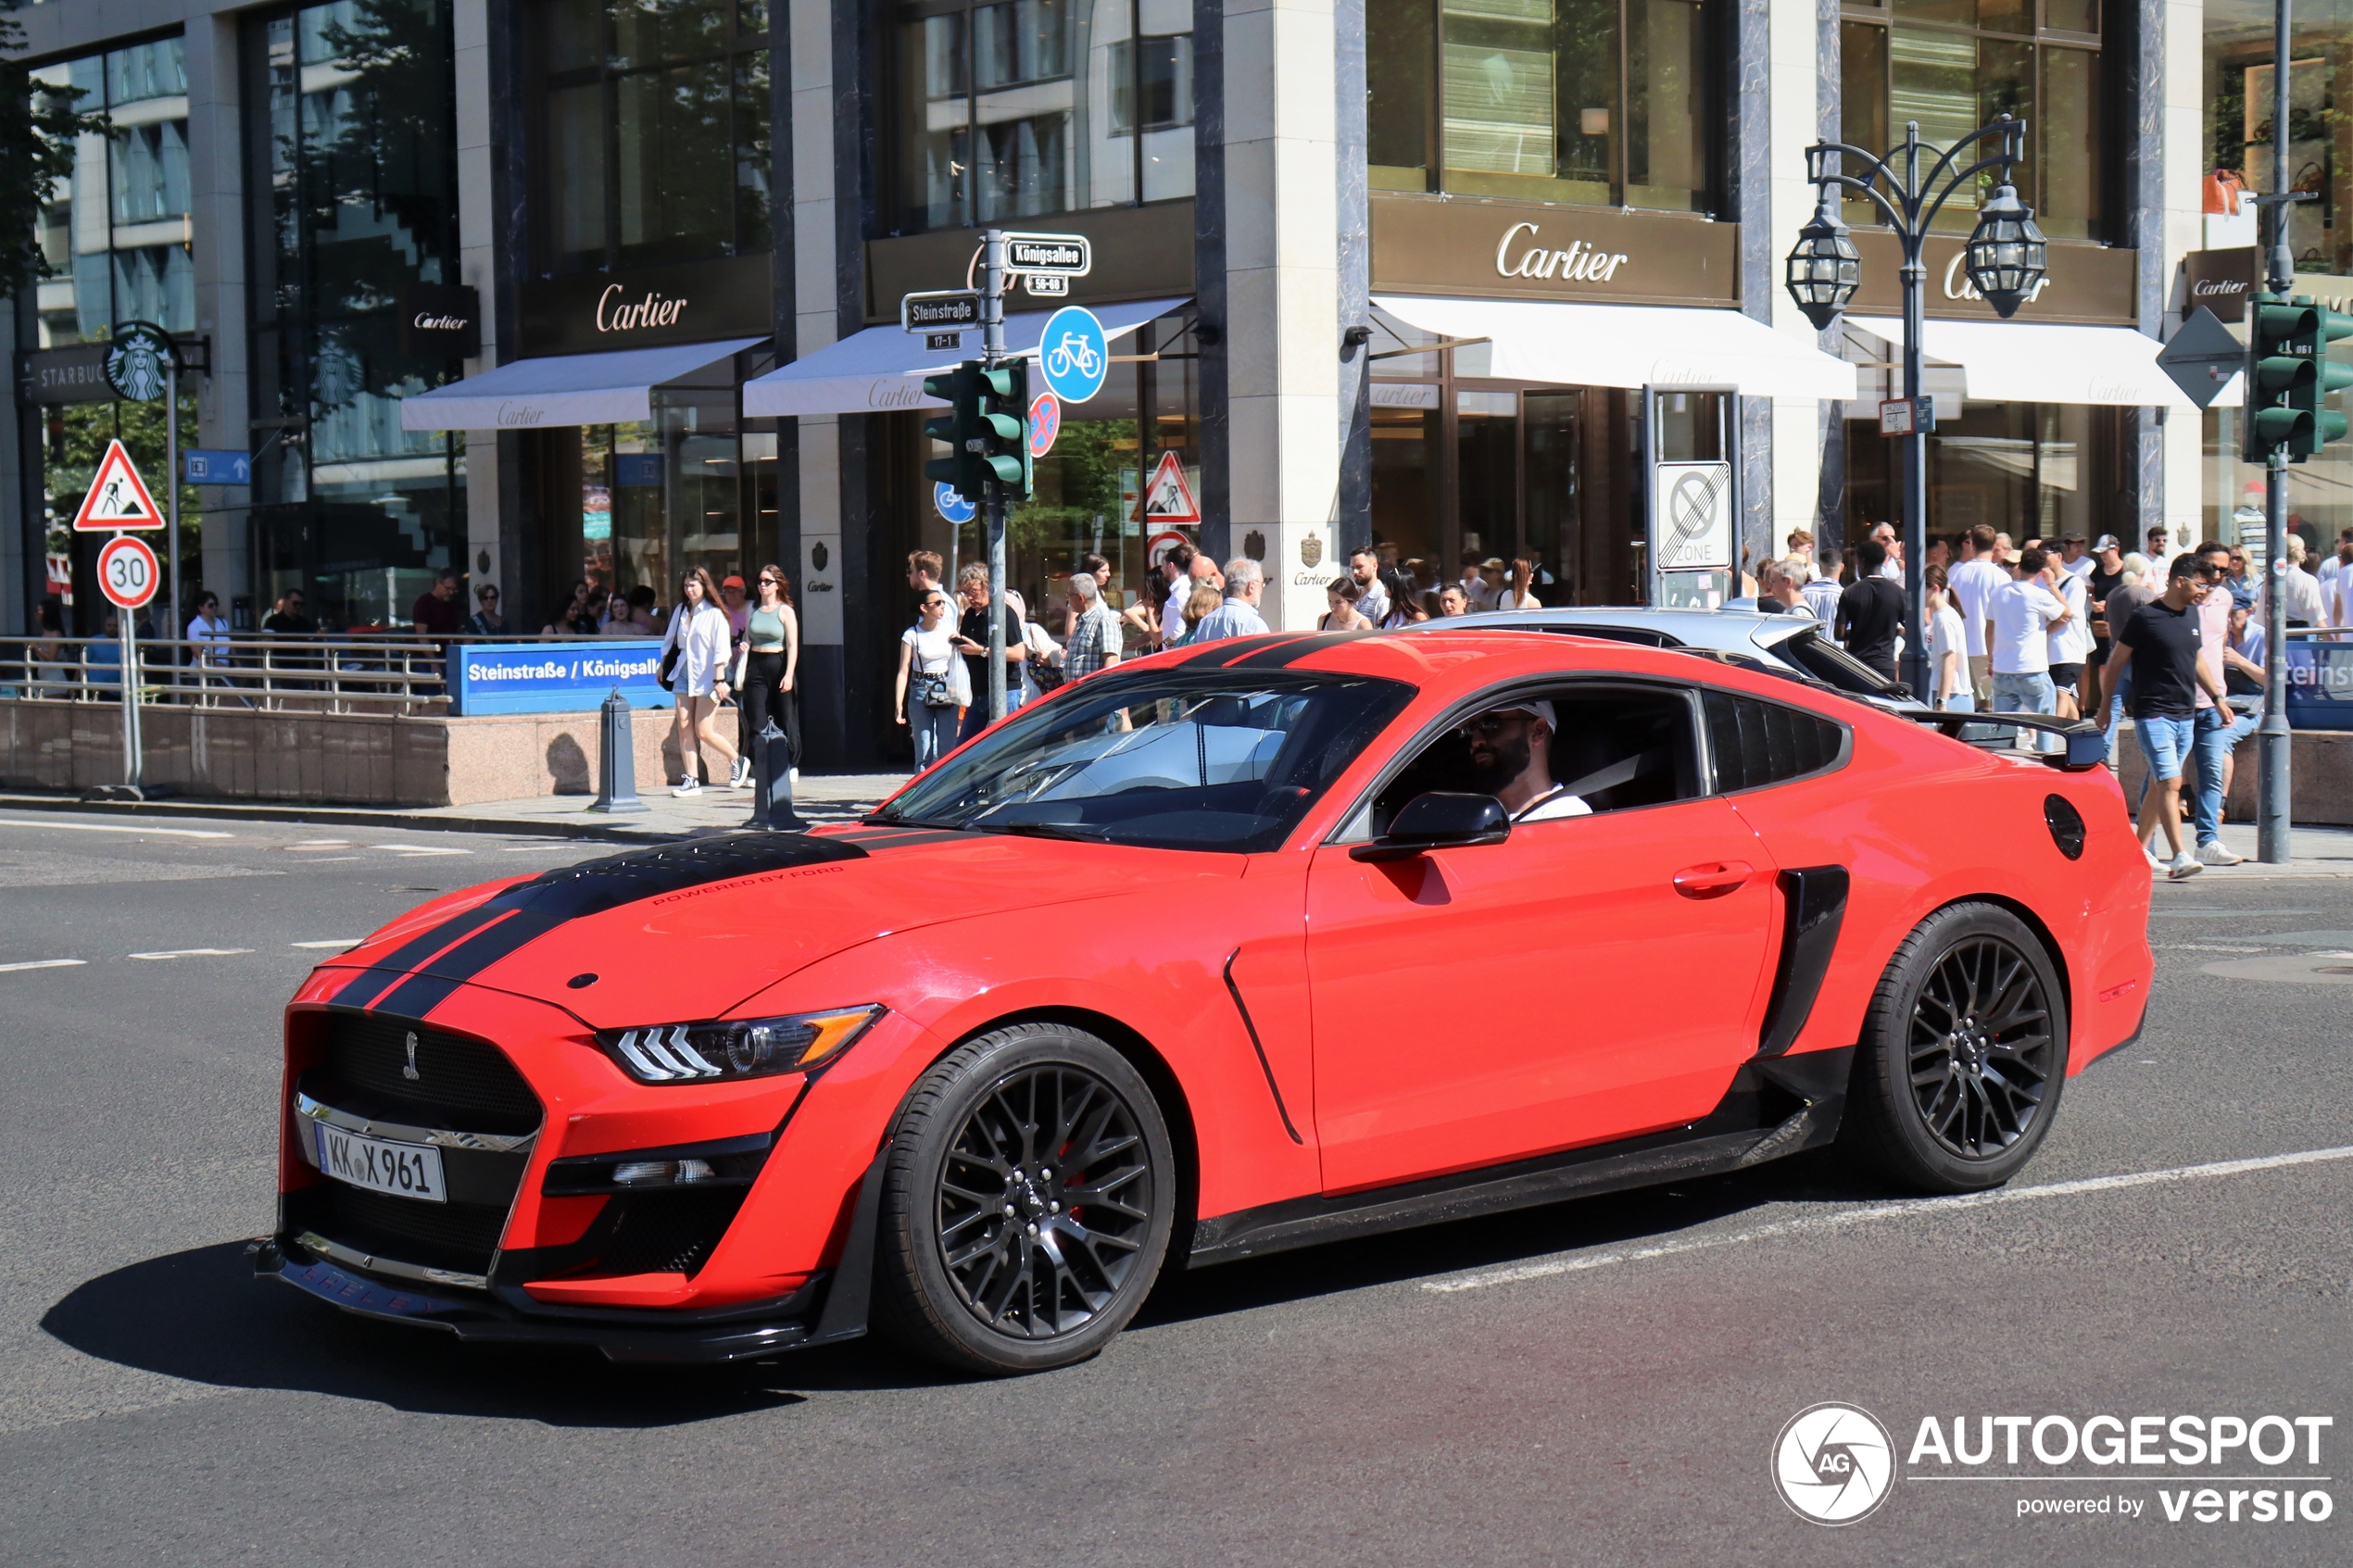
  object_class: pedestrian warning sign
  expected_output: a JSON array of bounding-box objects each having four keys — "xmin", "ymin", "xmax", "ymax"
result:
[
  {"xmin": 1138, "ymin": 450, "xmax": 1200, "ymax": 524},
  {"xmin": 72, "ymin": 439, "xmax": 165, "ymax": 532}
]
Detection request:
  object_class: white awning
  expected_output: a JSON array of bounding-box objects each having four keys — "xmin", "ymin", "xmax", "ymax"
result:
[
  {"xmin": 743, "ymin": 298, "xmax": 1187, "ymax": 417},
  {"xmin": 1845, "ymin": 318, "xmax": 2187, "ymax": 408},
  {"xmin": 399, "ymin": 337, "xmax": 766, "ymax": 432},
  {"xmin": 1369, "ymin": 295, "xmax": 1857, "ymax": 400}
]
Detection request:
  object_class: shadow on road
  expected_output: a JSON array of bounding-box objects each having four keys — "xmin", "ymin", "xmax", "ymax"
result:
[
  {"xmin": 37, "ymin": 1240, "xmax": 931, "ymax": 1424},
  {"xmin": 1139, "ymin": 1146, "xmax": 1890, "ymax": 1328}
]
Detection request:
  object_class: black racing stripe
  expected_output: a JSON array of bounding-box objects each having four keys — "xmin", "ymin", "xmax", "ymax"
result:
[
  {"xmin": 1231, "ymin": 630, "xmax": 1376, "ymax": 669},
  {"xmin": 346, "ymin": 833, "xmax": 874, "ymax": 1010},
  {"xmin": 1194, "ymin": 633, "xmax": 1300, "ymax": 668},
  {"xmin": 329, "ymin": 901, "xmax": 507, "ymax": 1008},
  {"xmin": 853, "ymin": 830, "xmax": 975, "ymax": 850}
]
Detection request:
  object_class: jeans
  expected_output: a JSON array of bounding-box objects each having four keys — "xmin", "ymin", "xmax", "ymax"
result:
[
  {"xmin": 908, "ymin": 696, "xmax": 961, "ymax": 769},
  {"xmin": 1991, "ymin": 671, "xmax": 2057, "ymax": 751},
  {"xmin": 2189, "ymin": 705, "xmax": 2260, "ymax": 846}
]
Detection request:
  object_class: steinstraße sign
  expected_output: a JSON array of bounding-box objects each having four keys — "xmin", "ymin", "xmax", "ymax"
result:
[{"xmin": 443, "ymin": 641, "xmax": 673, "ymax": 715}]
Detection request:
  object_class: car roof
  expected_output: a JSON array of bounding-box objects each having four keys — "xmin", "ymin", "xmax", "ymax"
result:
[
  {"xmin": 1149, "ymin": 625, "xmax": 1812, "ymax": 695},
  {"xmin": 1438, "ymin": 605, "xmax": 1811, "ymax": 652}
]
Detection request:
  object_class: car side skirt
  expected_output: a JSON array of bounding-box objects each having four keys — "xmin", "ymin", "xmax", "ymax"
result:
[{"xmin": 1185, "ymin": 1047, "xmax": 1854, "ymax": 1268}]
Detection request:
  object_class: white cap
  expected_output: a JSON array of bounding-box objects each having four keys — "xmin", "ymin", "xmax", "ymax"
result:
[{"xmin": 1489, "ymin": 698, "xmax": 1558, "ymax": 730}]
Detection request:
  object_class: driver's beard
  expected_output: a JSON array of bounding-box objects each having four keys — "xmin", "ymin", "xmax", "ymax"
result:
[{"xmin": 1466, "ymin": 734, "xmax": 1531, "ymax": 792}]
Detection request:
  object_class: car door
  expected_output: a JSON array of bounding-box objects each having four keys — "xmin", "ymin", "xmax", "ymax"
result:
[{"xmin": 1302, "ymin": 682, "xmax": 1782, "ymax": 1195}]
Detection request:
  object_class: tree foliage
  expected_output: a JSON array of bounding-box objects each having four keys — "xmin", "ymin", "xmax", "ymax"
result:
[{"xmin": 0, "ymin": 0, "xmax": 113, "ymax": 301}]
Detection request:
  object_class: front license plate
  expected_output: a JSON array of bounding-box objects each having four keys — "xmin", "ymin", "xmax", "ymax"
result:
[{"xmin": 315, "ymin": 1123, "xmax": 447, "ymax": 1203}]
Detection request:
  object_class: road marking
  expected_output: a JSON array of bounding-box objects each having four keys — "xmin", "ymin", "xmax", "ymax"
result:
[
  {"xmin": 368, "ymin": 844, "xmax": 471, "ymax": 857},
  {"xmin": 0, "ymin": 818, "xmax": 232, "ymax": 840},
  {"xmin": 0, "ymin": 959, "xmax": 86, "ymax": 972},
  {"xmin": 128, "ymin": 948, "xmax": 254, "ymax": 960},
  {"xmin": 1421, "ymin": 1144, "xmax": 2353, "ymax": 1297},
  {"xmin": 290, "ymin": 939, "xmax": 362, "ymax": 949}
]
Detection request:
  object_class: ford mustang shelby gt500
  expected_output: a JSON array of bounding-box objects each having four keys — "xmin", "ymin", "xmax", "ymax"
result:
[{"xmin": 258, "ymin": 629, "xmax": 2151, "ymax": 1374}]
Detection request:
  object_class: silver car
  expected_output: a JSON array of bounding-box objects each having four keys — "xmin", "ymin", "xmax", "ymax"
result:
[{"xmin": 1411, "ymin": 606, "xmax": 1910, "ymax": 706}]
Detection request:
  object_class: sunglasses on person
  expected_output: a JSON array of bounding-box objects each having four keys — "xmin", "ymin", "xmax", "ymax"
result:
[{"xmin": 1456, "ymin": 714, "xmax": 1530, "ymax": 739}]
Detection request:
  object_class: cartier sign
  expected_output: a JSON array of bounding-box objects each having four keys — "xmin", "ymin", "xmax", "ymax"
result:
[
  {"xmin": 396, "ymin": 282, "xmax": 481, "ymax": 358},
  {"xmin": 518, "ymin": 253, "xmax": 772, "ymax": 356},
  {"xmin": 1372, "ymin": 194, "xmax": 1737, "ymax": 307},
  {"xmin": 2183, "ymin": 247, "xmax": 2257, "ymax": 323},
  {"xmin": 1848, "ymin": 232, "xmax": 2135, "ymax": 325}
]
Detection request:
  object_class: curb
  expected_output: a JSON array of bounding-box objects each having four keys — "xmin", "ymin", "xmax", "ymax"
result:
[{"xmin": 0, "ymin": 791, "xmax": 783, "ymax": 842}]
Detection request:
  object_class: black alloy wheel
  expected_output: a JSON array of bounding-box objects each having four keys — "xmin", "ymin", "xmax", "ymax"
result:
[
  {"xmin": 875, "ymin": 1022, "xmax": 1176, "ymax": 1374},
  {"xmin": 1843, "ymin": 902, "xmax": 2068, "ymax": 1193}
]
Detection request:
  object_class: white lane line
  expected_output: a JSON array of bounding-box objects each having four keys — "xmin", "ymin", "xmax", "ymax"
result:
[
  {"xmin": 0, "ymin": 959, "xmax": 86, "ymax": 973},
  {"xmin": 0, "ymin": 818, "xmax": 232, "ymax": 839},
  {"xmin": 128, "ymin": 948, "xmax": 254, "ymax": 960},
  {"xmin": 287, "ymin": 840, "xmax": 349, "ymax": 848},
  {"xmin": 290, "ymin": 939, "xmax": 362, "ymax": 950},
  {"xmin": 1421, "ymin": 1144, "xmax": 2353, "ymax": 1297},
  {"xmin": 368, "ymin": 844, "xmax": 471, "ymax": 857}
]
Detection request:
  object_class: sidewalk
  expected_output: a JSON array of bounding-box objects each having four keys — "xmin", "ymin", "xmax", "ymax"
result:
[
  {"xmin": 2148, "ymin": 822, "xmax": 2353, "ymax": 880},
  {"xmin": 0, "ymin": 772, "xmax": 912, "ymax": 841}
]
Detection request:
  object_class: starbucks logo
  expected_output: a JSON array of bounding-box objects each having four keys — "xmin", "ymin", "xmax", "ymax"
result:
[{"xmin": 104, "ymin": 323, "xmax": 174, "ymax": 403}]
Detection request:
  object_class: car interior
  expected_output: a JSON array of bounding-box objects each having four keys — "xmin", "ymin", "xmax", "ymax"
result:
[{"xmin": 1363, "ymin": 685, "xmax": 1705, "ymax": 838}]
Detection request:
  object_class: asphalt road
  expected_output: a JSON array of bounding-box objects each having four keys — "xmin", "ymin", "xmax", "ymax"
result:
[{"xmin": 0, "ymin": 809, "xmax": 2347, "ymax": 1566}]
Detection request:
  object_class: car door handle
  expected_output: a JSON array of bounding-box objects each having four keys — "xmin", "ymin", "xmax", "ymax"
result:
[{"xmin": 1672, "ymin": 861, "xmax": 1754, "ymax": 899}]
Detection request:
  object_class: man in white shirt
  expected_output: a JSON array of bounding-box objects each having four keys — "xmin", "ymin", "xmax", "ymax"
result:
[
  {"xmin": 1455, "ymin": 551, "xmax": 1499, "ymax": 611},
  {"xmin": 2045, "ymin": 557, "xmax": 2095, "ymax": 717},
  {"xmin": 1461, "ymin": 699, "xmax": 1592, "ymax": 822},
  {"xmin": 1192, "ymin": 558, "xmax": 1271, "ymax": 642},
  {"xmin": 1349, "ymin": 547, "xmax": 1390, "ymax": 624},
  {"xmin": 1946, "ymin": 523, "xmax": 2008, "ymax": 705},
  {"xmin": 1868, "ymin": 521, "xmax": 1903, "ymax": 579},
  {"xmin": 1799, "ymin": 545, "xmax": 1845, "ymax": 635},
  {"xmin": 1987, "ymin": 547, "xmax": 2073, "ymax": 747},
  {"xmin": 2271, "ymin": 536, "xmax": 2327, "ymax": 627},
  {"xmin": 2145, "ymin": 523, "xmax": 2183, "ymax": 575},
  {"xmin": 2057, "ymin": 532, "xmax": 2095, "ymax": 580},
  {"xmin": 2329, "ymin": 529, "xmax": 2353, "ymax": 625}
]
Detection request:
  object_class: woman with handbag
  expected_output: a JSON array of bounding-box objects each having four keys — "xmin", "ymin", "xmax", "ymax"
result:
[
  {"xmin": 894, "ymin": 586, "xmax": 964, "ymax": 768},
  {"xmin": 733, "ymin": 563, "xmax": 801, "ymax": 787},
  {"xmin": 660, "ymin": 567, "xmax": 738, "ymax": 795}
]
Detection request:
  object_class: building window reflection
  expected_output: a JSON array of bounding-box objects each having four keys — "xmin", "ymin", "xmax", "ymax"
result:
[
  {"xmin": 889, "ymin": 0, "xmax": 1196, "ymax": 236},
  {"xmin": 32, "ymin": 38, "xmax": 193, "ymax": 346}
]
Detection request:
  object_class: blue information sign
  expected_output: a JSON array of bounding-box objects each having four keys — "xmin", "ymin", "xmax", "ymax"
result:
[
  {"xmin": 1038, "ymin": 306, "xmax": 1108, "ymax": 403},
  {"xmin": 2286, "ymin": 642, "xmax": 2353, "ymax": 730},
  {"xmin": 934, "ymin": 480, "xmax": 978, "ymax": 525},
  {"xmin": 443, "ymin": 640, "xmax": 672, "ymax": 716},
  {"xmin": 183, "ymin": 448, "xmax": 252, "ymax": 484}
]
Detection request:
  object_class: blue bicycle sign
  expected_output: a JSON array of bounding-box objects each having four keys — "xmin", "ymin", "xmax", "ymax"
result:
[
  {"xmin": 1037, "ymin": 307, "xmax": 1108, "ymax": 403},
  {"xmin": 933, "ymin": 481, "xmax": 977, "ymax": 525}
]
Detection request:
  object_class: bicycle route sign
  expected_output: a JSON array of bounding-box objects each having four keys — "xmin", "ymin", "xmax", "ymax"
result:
[{"xmin": 1037, "ymin": 306, "xmax": 1107, "ymax": 403}]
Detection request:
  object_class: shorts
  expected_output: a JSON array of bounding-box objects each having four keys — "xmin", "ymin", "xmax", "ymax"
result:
[
  {"xmin": 2048, "ymin": 662, "xmax": 2084, "ymax": 693},
  {"xmin": 2136, "ymin": 714, "xmax": 2196, "ymax": 782},
  {"xmin": 2088, "ymin": 637, "xmax": 2112, "ymax": 670},
  {"xmin": 1967, "ymin": 653, "xmax": 1993, "ymax": 703}
]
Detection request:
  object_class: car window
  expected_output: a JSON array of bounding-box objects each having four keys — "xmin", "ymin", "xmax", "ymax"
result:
[
  {"xmin": 1771, "ymin": 626, "xmax": 1901, "ymax": 696},
  {"xmin": 1364, "ymin": 683, "xmax": 1705, "ymax": 835},
  {"xmin": 1702, "ymin": 688, "xmax": 1849, "ymax": 793},
  {"xmin": 874, "ymin": 669, "xmax": 1415, "ymax": 853}
]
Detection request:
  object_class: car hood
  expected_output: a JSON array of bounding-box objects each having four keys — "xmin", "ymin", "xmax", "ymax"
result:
[{"xmin": 312, "ymin": 825, "xmax": 1242, "ymax": 1029}]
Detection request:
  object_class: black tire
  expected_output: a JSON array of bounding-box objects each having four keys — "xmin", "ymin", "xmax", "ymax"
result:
[
  {"xmin": 1843, "ymin": 902, "xmax": 2069, "ymax": 1193},
  {"xmin": 874, "ymin": 1022, "xmax": 1176, "ymax": 1375}
]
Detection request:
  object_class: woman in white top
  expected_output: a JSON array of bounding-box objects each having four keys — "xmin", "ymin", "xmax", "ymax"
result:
[
  {"xmin": 1924, "ymin": 564, "xmax": 1969, "ymax": 711},
  {"xmin": 661, "ymin": 567, "xmax": 737, "ymax": 795},
  {"xmin": 895, "ymin": 585, "xmax": 965, "ymax": 768}
]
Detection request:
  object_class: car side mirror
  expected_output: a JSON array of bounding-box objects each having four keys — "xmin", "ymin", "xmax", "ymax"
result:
[{"xmin": 1350, "ymin": 791, "xmax": 1511, "ymax": 861}]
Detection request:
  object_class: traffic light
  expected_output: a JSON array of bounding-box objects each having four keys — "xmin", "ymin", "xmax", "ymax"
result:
[
  {"xmin": 923, "ymin": 362, "xmax": 983, "ymax": 503},
  {"xmin": 2288, "ymin": 296, "xmax": 2353, "ymax": 460},
  {"xmin": 975, "ymin": 359, "xmax": 1030, "ymax": 499}
]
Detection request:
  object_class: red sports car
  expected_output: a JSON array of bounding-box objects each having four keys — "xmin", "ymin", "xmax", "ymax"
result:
[{"xmin": 257, "ymin": 628, "xmax": 2151, "ymax": 1374}]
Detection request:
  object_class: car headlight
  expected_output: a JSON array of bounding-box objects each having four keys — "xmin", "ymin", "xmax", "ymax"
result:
[{"xmin": 596, "ymin": 1005, "xmax": 883, "ymax": 1085}]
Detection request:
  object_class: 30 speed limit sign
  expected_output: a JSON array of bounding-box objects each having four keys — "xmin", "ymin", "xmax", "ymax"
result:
[{"xmin": 97, "ymin": 534, "xmax": 160, "ymax": 609}]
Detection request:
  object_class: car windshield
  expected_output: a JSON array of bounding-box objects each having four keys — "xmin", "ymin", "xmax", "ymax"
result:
[{"xmin": 874, "ymin": 668, "xmax": 1416, "ymax": 852}]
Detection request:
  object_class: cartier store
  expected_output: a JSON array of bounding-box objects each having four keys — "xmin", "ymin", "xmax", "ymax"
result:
[
  {"xmin": 403, "ymin": 257, "xmax": 780, "ymax": 628},
  {"xmin": 1365, "ymin": 194, "xmax": 1853, "ymax": 607}
]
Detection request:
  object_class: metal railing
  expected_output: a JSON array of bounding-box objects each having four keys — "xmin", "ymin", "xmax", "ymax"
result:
[{"xmin": 0, "ymin": 633, "xmax": 632, "ymax": 717}]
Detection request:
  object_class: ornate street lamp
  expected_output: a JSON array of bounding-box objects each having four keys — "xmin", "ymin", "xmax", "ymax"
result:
[{"xmin": 1782, "ymin": 114, "xmax": 2047, "ymax": 701}]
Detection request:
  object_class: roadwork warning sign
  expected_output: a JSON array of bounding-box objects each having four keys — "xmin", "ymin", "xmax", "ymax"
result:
[{"xmin": 73, "ymin": 439, "xmax": 166, "ymax": 532}]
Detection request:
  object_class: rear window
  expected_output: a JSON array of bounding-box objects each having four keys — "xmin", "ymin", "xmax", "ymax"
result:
[
  {"xmin": 1703, "ymin": 689, "xmax": 1849, "ymax": 793},
  {"xmin": 1774, "ymin": 627, "xmax": 1903, "ymax": 696}
]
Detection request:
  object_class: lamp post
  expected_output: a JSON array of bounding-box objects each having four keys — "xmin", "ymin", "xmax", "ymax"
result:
[{"xmin": 1786, "ymin": 115, "xmax": 2049, "ymax": 702}]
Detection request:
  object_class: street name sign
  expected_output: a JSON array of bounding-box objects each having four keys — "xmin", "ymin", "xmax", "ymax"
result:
[
  {"xmin": 901, "ymin": 290, "xmax": 982, "ymax": 333},
  {"xmin": 1002, "ymin": 232, "xmax": 1091, "ymax": 276}
]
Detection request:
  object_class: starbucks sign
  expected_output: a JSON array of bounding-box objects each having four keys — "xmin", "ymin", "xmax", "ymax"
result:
[{"xmin": 104, "ymin": 322, "xmax": 175, "ymax": 402}]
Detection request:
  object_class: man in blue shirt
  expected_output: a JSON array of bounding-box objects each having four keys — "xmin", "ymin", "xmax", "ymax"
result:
[{"xmin": 1191, "ymin": 558, "xmax": 1270, "ymax": 643}]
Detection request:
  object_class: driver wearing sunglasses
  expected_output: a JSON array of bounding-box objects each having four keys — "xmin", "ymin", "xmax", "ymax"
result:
[{"xmin": 1459, "ymin": 699, "xmax": 1590, "ymax": 822}]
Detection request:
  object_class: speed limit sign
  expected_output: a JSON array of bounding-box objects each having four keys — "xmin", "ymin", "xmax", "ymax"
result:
[{"xmin": 97, "ymin": 534, "xmax": 160, "ymax": 609}]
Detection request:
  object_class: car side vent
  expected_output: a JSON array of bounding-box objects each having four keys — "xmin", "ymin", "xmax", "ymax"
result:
[
  {"xmin": 1703, "ymin": 690, "xmax": 1848, "ymax": 794},
  {"xmin": 2044, "ymin": 794, "xmax": 2086, "ymax": 860}
]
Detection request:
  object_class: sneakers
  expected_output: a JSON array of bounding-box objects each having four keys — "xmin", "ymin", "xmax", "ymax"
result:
[
  {"xmin": 2144, "ymin": 841, "xmax": 2165, "ymax": 872},
  {"xmin": 2166, "ymin": 851, "xmax": 2205, "ymax": 881},
  {"xmin": 728, "ymin": 758, "xmax": 751, "ymax": 789},
  {"xmin": 673, "ymin": 777, "xmax": 702, "ymax": 797},
  {"xmin": 2197, "ymin": 839, "xmax": 2245, "ymax": 867}
]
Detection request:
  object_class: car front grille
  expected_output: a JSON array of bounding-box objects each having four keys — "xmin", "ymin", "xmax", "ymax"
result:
[
  {"xmin": 308, "ymin": 1184, "xmax": 513, "ymax": 1276},
  {"xmin": 313, "ymin": 1010, "xmax": 541, "ymax": 1134}
]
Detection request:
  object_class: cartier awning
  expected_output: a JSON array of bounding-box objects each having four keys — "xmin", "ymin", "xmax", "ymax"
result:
[
  {"xmin": 398, "ymin": 337, "xmax": 766, "ymax": 432},
  {"xmin": 1369, "ymin": 295, "xmax": 1857, "ymax": 400},
  {"xmin": 1844, "ymin": 318, "xmax": 2188, "ymax": 408},
  {"xmin": 742, "ymin": 299, "xmax": 1187, "ymax": 417}
]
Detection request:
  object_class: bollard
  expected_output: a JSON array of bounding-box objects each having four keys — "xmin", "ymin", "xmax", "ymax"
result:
[
  {"xmin": 746, "ymin": 718, "xmax": 806, "ymax": 832},
  {"xmin": 586, "ymin": 686, "xmax": 647, "ymax": 813}
]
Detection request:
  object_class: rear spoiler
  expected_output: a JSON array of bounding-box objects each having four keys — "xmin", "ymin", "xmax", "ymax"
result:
[{"xmin": 1896, "ymin": 707, "xmax": 2108, "ymax": 772}]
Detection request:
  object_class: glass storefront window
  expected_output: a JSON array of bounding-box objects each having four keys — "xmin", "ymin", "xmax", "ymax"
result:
[
  {"xmin": 248, "ymin": 1, "xmax": 466, "ymax": 631},
  {"xmin": 1842, "ymin": 402, "xmax": 2124, "ymax": 545},
  {"xmin": 2204, "ymin": 0, "xmax": 2353, "ymax": 271},
  {"xmin": 1840, "ymin": 0, "xmax": 2108, "ymax": 240},
  {"xmin": 888, "ymin": 0, "xmax": 1195, "ymax": 234},
  {"xmin": 534, "ymin": 0, "xmax": 772, "ymax": 272},
  {"xmin": 1367, "ymin": 0, "xmax": 1719, "ymax": 213}
]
